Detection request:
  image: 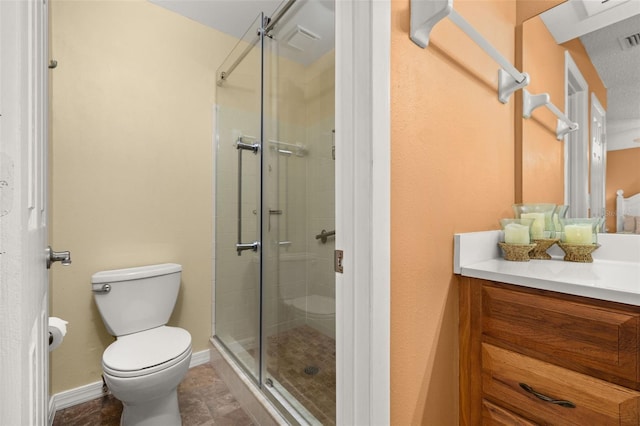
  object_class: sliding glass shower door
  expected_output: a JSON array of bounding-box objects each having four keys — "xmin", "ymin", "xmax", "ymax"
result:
[
  {"xmin": 214, "ymin": 12, "xmax": 264, "ymax": 382},
  {"xmin": 261, "ymin": 3, "xmax": 336, "ymax": 423},
  {"xmin": 215, "ymin": 1, "xmax": 335, "ymax": 423}
]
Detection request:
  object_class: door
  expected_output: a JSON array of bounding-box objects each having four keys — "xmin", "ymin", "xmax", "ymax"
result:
[
  {"xmin": 261, "ymin": 4, "xmax": 337, "ymax": 422},
  {"xmin": 214, "ymin": 12, "xmax": 264, "ymax": 382},
  {"xmin": 0, "ymin": 0, "xmax": 50, "ymax": 424},
  {"xmin": 590, "ymin": 94, "xmax": 606, "ymax": 223}
]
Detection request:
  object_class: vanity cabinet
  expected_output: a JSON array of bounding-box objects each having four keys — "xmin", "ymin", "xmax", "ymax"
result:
[{"xmin": 460, "ymin": 277, "xmax": 640, "ymax": 425}]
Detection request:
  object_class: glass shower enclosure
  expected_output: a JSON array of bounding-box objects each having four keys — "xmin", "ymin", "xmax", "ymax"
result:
[{"xmin": 214, "ymin": 1, "xmax": 336, "ymax": 423}]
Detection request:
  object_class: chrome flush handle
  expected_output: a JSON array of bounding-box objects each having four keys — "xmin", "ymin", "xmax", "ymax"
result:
[{"xmin": 46, "ymin": 246, "xmax": 72, "ymax": 269}]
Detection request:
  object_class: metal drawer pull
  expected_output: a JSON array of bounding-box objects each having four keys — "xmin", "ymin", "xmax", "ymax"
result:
[{"xmin": 519, "ymin": 383, "xmax": 576, "ymax": 408}]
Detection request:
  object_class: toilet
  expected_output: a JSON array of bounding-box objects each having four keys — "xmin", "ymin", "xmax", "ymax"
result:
[
  {"xmin": 92, "ymin": 263, "xmax": 192, "ymax": 426},
  {"xmin": 284, "ymin": 294, "xmax": 335, "ymax": 337}
]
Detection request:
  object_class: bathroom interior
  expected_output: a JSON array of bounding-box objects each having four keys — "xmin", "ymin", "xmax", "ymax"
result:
[{"xmin": 42, "ymin": 0, "xmax": 640, "ymax": 425}]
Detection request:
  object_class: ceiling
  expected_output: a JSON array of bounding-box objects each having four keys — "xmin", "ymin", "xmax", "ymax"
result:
[
  {"xmin": 580, "ymin": 13, "xmax": 640, "ymax": 121},
  {"xmin": 541, "ymin": 0, "xmax": 640, "ymax": 149},
  {"xmin": 151, "ymin": 0, "xmax": 637, "ymax": 145},
  {"xmin": 150, "ymin": 0, "xmax": 283, "ymax": 38},
  {"xmin": 150, "ymin": 0, "xmax": 335, "ymax": 66}
]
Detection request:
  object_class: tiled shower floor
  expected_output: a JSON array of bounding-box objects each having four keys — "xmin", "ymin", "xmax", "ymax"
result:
[
  {"xmin": 267, "ymin": 325, "xmax": 336, "ymax": 426},
  {"xmin": 52, "ymin": 363, "xmax": 254, "ymax": 426}
]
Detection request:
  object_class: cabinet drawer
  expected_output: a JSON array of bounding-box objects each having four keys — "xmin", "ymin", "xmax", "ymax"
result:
[
  {"xmin": 482, "ymin": 344, "xmax": 640, "ymax": 425},
  {"xmin": 482, "ymin": 285, "xmax": 640, "ymax": 385},
  {"xmin": 482, "ymin": 399, "xmax": 537, "ymax": 425}
]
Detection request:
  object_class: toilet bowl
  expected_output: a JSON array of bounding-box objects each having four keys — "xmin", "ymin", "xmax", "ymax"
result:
[
  {"xmin": 92, "ymin": 263, "xmax": 192, "ymax": 426},
  {"xmin": 285, "ymin": 294, "xmax": 335, "ymax": 322},
  {"xmin": 284, "ymin": 294, "xmax": 335, "ymax": 337}
]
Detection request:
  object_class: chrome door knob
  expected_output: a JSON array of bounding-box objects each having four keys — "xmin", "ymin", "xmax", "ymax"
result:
[{"xmin": 46, "ymin": 246, "xmax": 72, "ymax": 269}]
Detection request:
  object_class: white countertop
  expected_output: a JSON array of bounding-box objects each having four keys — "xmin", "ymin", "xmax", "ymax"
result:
[{"xmin": 454, "ymin": 231, "xmax": 640, "ymax": 306}]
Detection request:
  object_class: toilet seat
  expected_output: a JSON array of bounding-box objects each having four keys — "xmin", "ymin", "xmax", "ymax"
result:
[{"xmin": 102, "ymin": 326, "xmax": 192, "ymax": 378}]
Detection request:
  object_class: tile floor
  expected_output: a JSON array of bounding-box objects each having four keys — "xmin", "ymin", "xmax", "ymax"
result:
[
  {"xmin": 266, "ymin": 325, "xmax": 336, "ymax": 426},
  {"xmin": 54, "ymin": 327, "xmax": 337, "ymax": 426},
  {"xmin": 52, "ymin": 363, "xmax": 254, "ymax": 426}
]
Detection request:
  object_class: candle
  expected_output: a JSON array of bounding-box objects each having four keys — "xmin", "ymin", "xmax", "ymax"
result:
[
  {"xmin": 504, "ymin": 223, "xmax": 531, "ymax": 244},
  {"xmin": 521, "ymin": 212, "xmax": 545, "ymax": 239},
  {"xmin": 564, "ymin": 224, "xmax": 593, "ymax": 245}
]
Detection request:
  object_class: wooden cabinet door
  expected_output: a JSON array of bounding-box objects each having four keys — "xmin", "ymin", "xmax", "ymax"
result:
[
  {"xmin": 482, "ymin": 399, "xmax": 538, "ymax": 426},
  {"xmin": 483, "ymin": 344, "xmax": 640, "ymax": 425},
  {"xmin": 482, "ymin": 284, "xmax": 640, "ymax": 387}
]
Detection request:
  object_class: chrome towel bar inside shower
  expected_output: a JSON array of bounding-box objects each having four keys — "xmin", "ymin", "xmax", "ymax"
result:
[{"xmin": 315, "ymin": 229, "xmax": 335, "ymax": 244}]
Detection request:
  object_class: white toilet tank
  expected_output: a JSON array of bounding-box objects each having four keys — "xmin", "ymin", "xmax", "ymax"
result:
[{"xmin": 92, "ymin": 263, "xmax": 182, "ymax": 337}]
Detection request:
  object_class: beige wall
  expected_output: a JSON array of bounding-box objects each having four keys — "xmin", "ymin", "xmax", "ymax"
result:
[{"xmin": 50, "ymin": 0, "xmax": 236, "ymax": 394}]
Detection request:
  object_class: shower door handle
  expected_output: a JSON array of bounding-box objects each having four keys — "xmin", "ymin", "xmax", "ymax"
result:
[
  {"xmin": 236, "ymin": 137, "xmax": 260, "ymax": 256},
  {"xmin": 236, "ymin": 242, "xmax": 259, "ymax": 254}
]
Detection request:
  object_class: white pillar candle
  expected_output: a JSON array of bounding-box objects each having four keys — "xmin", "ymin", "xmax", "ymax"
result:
[
  {"xmin": 564, "ymin": 224, "xmax": 593, "ymax": 244},
  {"xmin": 504, "ymin": 223, "xmax": 531, "ymax": 244},
  {"xmin": 521, "ymin": 212, "xmax": 545, "ymax": 239}
]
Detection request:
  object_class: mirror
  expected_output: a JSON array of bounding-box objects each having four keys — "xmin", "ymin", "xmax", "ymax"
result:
[{"xmin": 519, "ymin": 0, "xmax": 640, "ymax": 232}]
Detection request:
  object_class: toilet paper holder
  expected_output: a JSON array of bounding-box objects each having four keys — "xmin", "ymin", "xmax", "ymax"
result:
[{"xmin": 48, "ymin": 317, "xmax": 68, "ymax": 351}]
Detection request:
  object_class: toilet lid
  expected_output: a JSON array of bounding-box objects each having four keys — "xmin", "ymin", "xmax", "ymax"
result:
[{"xmin": 103, "ymin": 326, "xmax": 191, "ymax": 377}]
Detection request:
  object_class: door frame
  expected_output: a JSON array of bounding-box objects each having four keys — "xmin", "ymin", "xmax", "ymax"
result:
[
  {"xmin": 564, "ymin": 51, "xmax": 589, "ymax": 218},
  {"xmin": 590, "ymin": 93, "xmax": 606, "ymax": 222},
  {"xmin": 335, "ymin": 1, "xmax": 390, "ymax": 424},
  {"xmin": 0, "ymin": 0, "xmax": 50, "ymax": 424}
]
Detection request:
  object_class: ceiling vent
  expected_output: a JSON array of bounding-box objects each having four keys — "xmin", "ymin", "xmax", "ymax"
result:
[
  {"xmin": 582, "ymin": 0, "xmax": 631, "ymax": 17},
  {"xmin": 618, "ymin": 32, "xmax": 640, "ymax": 50},
  {"xmin": 286, "ymin": 25, "xmax": 320, "ymax": 52}
]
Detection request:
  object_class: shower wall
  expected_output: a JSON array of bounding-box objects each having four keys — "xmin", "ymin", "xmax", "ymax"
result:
[{"xmin": 301, "ymin": 51, "xmax": 335, "ymax": 337}]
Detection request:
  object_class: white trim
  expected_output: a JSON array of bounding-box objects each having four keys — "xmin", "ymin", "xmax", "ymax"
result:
[
  {"xmin": 51, "ymin": 381, "xmax": 105, "ymax": 412},
  {"xmin": 335, "ymin": 1, "xmax": 390, "ymax": 425},
  {"xmin": 564, "ymin": 51, "xmax": 589, "ymax": 217},
  {"xmin": 370, "ymin": 1, "xmax": 391, "ymax": 423},
  {"xmin": 48, "ymin": 349, "xmax": 211, "ymax": 421},
  {"xmin": 189, "ymin": 348, "xmax": 211, "ymax": 368},
  {"xmin": 590, "ymin": 93, "xmax": 606, "ymax": 220},
  {"xmin": 48, "ymin": 398, "xmax": 56, "ymax": 426}
]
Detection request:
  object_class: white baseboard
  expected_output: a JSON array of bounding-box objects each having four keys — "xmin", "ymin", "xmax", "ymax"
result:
[
  {"xmin": 53, "ymin": 380, "xmax": 106, "ymax": 412},
  {"xmin": 48, "ymin": 349, "xmax": 210, "ymax": 423},
  {"xmin": 189, "ymin": 348, "xmax": 210, "ymax": 367}
]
